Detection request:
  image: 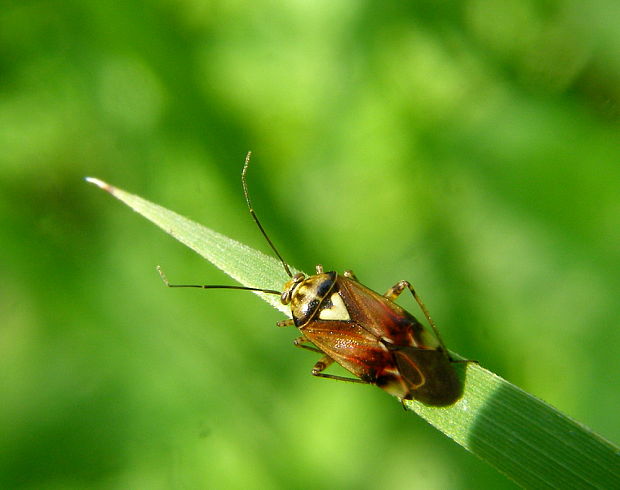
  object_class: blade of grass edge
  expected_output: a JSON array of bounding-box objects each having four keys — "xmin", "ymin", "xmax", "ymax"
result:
[
  {"xmin": 86, "ymin": 177, "xmax": 620, "ymax": 488},
  {"xmin": 85, "ymin": 177, "xmax": 297, "ymax": 315}
]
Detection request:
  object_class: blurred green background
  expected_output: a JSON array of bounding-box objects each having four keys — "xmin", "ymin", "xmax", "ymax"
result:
[{"xmin": 1, "ymin": 1, "xmax": 619, "ymax": 488}]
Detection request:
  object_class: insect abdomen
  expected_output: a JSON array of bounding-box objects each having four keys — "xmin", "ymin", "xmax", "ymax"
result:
[{"xmin": 392, "ymin": 347, "xmax": 461, "ymax": 406}]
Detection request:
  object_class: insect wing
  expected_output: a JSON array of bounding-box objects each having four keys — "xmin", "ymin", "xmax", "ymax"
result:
[
  {"xmin": 300, "ymin": 320, "xmax": 392, "ymax": 381},
  {"xmin": 337, "ymin": 277, "xmax": 441, "ymax": 350},
  {"xmin": 392, "ymin": 346, "xmax": 462, "ymax": 406}
]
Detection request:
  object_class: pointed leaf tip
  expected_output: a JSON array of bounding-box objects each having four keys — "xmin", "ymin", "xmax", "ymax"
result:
[{"xmin": 85, "ymin": 177, "xmax": 113, "ymax": 192}]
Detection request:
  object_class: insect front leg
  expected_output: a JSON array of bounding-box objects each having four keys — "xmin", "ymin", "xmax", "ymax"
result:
[{"xmin": 343, "ymin": 270, "xmax": 359, "ymax": 281}]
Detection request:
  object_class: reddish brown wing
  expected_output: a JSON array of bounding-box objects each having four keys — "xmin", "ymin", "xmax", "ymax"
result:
[
  {"xmin": 337, "ymin": 277, "xmax": 441, "ymax": 350},
  {"xmin": 299, "ymin": 320, "xmax": 392, "ymax": 382},
  {"xmin": 299, "ymin": 276, "xmax": 461, "ymax": 405}
]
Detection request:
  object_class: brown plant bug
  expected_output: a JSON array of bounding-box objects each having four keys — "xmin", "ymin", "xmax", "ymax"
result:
[{"xmin": 158, "ymin": 152, "xmax": 465, "ymax": 406}]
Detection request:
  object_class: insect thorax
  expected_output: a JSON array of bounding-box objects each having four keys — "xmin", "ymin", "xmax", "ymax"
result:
[{"xmin": 283, "ymin": 271, "xmax": 341, "ymax": 327}]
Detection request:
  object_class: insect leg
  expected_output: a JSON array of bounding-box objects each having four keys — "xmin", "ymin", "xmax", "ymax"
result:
[
  {"xmin": 311, "ymin": 356, "xmax": 370, "ymax": 385},
  {"xmin": 293, "ymin": 338, "xmax": 370, "ymax": 384},
  {"xmin": 292, "ymin": 336, "xmax": 323, "ymax": 354},
  {"xmin": 312, "ymin": 354, "xmax": 336, "ymax": 371},
  {"xmin": 384, "ymin": 280, "xmax": 448, "ymax": 353},
  {"xmin": 276, "ymin": 319, "xmax": 295, "ymax": 327},
  {"xmin": 343, "ymin": 270, "xmax": 359, "ymax": 281},
  {"xmin": 386, "ymin": 282, "xmax": 478, "ymax": 365}
]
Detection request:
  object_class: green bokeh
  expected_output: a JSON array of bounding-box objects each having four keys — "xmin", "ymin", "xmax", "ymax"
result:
[{"xmin": 1, "ymin": 2, "xmax": 619, "ymax": 488}]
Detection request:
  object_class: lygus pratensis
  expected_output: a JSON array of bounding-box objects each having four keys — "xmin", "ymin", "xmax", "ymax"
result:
[{"xmin": 158, "ymin": 153, "xmax": 466, "ymax": 406}]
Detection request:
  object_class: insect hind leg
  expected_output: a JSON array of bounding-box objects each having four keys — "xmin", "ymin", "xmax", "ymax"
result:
[
  {"xmin": 293, "ymin": 337, "xmax": 369, "ymax": 384},
  {"xmin": 311, "ymin": 359, "xmax": 370, "ymax": 384},
  {"xmin": 384, "ymin": 280, "xmax": 448, "ymax": 353},
  {"xmin": 385, "ymin": 281, "xmax": 478, "ymax": 364}
]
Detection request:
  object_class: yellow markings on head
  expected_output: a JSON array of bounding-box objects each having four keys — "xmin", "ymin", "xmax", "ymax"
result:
[{"xmin": 318, "ymin": 292, "xmax": 351, "ymax": 321}]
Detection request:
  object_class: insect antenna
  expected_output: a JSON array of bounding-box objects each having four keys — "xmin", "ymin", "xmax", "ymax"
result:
[
  {"xmin": 242, "ymin": 151, "xmax": 293, "ymax": 278},
  {"xmin": 157, "ymin": 266, "xmax": 281, "ymax": 295}
]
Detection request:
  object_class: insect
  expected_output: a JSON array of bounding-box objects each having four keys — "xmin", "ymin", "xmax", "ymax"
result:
[{"xmin": 159, "ymin": 153, "xmax": 463, "ymax": 406}]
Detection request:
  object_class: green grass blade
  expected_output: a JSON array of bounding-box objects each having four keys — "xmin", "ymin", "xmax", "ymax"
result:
[
  {"xmin": 85, "ymin": 177, "xmax": 297, "ymax": 315},
  {"xmin": 86, "ymin": 177, "xmax": 620, "ymax": 488},
  {"xmin": 410, "ymin": 366, "xmax": 620, "ymax": 488}
]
